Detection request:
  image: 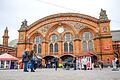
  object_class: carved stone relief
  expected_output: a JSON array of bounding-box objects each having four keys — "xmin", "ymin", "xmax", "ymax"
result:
[
  {"xmin": 36, "ymin": 20, "xmax": 96, "ymax": 36},
  {"xmin": 37, "ymin": 24, "xmax": 51, "ymax": 35}
]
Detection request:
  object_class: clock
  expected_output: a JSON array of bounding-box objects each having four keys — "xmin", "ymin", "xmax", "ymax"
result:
[{"xmin": 57, "ymin": 27, "xmax": 64, "ymax": 33}]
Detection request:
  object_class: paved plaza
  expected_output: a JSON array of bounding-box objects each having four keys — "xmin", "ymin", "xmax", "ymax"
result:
[{"xmin": 0, "ymin": 68, "xmax": 120, "ymax": 80}]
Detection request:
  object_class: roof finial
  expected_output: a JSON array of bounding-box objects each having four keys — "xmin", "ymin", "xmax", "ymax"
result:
[
  {"xmin": 20, "ymin": 19, "xmax": 28, "ymax": 30},
  {"xmin": 99, "ymin": 8, "xmax": 108, "ymax": 20}
]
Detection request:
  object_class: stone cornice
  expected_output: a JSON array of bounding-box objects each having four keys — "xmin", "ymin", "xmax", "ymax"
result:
[
  {"xmin": 94, "ymin": 35, "xmax": 112, "ymax": 39},
  {"xmin": 17, "ymin": 42, "xmax": 32, "ymax": 45}
]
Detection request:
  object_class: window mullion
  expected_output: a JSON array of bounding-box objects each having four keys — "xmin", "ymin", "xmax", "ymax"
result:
[{"xmin": 68, "ymin": 42, "xmax": 69, "ymax": 52}]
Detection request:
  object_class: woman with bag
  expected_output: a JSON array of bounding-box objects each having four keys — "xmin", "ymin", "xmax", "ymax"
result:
[{"xmin": 29, "ymin": 50, "xmax": 37, "ymax": 72}]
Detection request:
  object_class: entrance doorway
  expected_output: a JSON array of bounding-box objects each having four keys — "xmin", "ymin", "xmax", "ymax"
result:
[
  {"xmin": 91, "ymin": 54, "xmax": 98, "ymax": 63},
  {"xmin": 60, "ymin": 54, "xmax": 75, "ymax": 68},
  {"xmin": 43, "ymin": 56, "xmax": 56, "ymax": 68}
]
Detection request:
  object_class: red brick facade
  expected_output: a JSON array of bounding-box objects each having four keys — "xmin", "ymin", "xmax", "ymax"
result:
[{"xmin": 17, "ymin": 10, "xmax": 114, "ymax": 64}]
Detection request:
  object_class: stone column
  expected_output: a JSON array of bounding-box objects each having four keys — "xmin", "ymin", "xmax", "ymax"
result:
[
  {"xmin": 74, "ymin": 34, "xmax": 81, "ymax": 55},
  {"xmin": 42, "ymin": 37, "xmax": 48, "ymax": 57},
  {"xmin": 58, "ymin": 33, "xmax": 63, "ymax": 56}
]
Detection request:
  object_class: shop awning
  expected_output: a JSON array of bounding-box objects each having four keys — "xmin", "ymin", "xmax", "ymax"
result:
[{"xmin": 0, "ymin": 53, "xmax": 19, "ymax": 61}]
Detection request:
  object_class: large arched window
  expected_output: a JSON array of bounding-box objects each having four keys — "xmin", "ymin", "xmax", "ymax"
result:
[
  {"xmin": 64, "ymin": 33, "xmax": 73, "ymax": 53},
  {"xmin": 50, "ymin": 34, "xmax": 58, "ymax": 42},
  {"xmin": 34, "ymin": 36, "xmax": 42, "ymax": 44},
  {"xmin": 33, "ymin": 36, "xmax": 42, "ymax": 55},
  {"xmin": 49, "ymin": 34, "xmax": 58, "ymax": 54},
  {"xmin": 65, "ymin": 33, "xmax": 72, "ymax": 41},
  {"xmin": 82, "ymin": 32, "xmax": 93, "ymax": 52}
]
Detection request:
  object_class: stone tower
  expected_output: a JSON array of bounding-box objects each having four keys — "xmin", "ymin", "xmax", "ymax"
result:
[{"xmin": 3, "ymin": 27, "xmax": 9, "ymax": 46}]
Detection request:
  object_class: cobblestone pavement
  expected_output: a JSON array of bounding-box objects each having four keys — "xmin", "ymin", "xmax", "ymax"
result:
[{"xmin": 0, "ymin": 68, "xmax": 120, "ymax": 80}]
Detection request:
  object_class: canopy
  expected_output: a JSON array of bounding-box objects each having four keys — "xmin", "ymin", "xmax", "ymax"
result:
[{"xmin": 0, "ymin": 53, "xmax": 19, "ymax": 61}]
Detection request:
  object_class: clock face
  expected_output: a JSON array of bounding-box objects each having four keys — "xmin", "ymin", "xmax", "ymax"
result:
[{"xmin": 57, "ymin": 27, "xmax": 64, "ymax": 33}]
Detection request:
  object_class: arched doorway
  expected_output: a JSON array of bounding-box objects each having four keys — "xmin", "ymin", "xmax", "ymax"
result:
[
  {"xmin": 60, "ymin": 54, "xmax": 75, "ymax": 68},
  {"xmin": 43, "ymin": 55, "xmax": 56, "ymax": 68},
  {"xmin": 91, "ymin": 54, "xmax": 98, "ymax": 63},
  {"xmin": 60, "ymin": 54, "xmax": 75, "ymax": 61},
  {"xmin": 113, "ymin": 52, "xmax": 119, "ymax": 58}
]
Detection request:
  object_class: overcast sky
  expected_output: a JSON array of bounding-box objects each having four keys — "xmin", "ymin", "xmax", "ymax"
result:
[{"xmin": 0, "ymin": 0, "xmax": 120, "ymax": 44}]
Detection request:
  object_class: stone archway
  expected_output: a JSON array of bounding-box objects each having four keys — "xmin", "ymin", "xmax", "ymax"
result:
[
  {"xmin": 60, "ymin": 54, "xmax": 75, "ymax": 62},
  {"xmin": 43, "ymin": 55, "xmax": 56, "ymax": 68},
  {"xmin": 91, "ymin": 54, "xmax": 98, "ymax": 63},
  {"xmin": 113, "ymin": 52, "xmax": 119, "ymax": 58}
]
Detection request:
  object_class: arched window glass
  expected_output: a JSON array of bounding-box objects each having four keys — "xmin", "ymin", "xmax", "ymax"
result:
[
  {"xmin": 34, "ymin": 44, "xmax": 37, "ymax": 53},
  {"xmin": 38, "ymin": 44, "xmax": 42, "ymax": 53},
  {"xmin": 69, "ymin": 42, "xmax": 73, "ymax": 52},
  {"xmin": 82, "ymin": 32, "xmax": 93, "ymax": 52},
  {"xmin": 34, "ymin": 36, "xmax": 42, "ymax": 44},
  {"xmin": 54, "ymin": 43, "xmax": 58, "ymax": 52},
  {"xmin": 50, "ymin": 34, "xmax": 58, "ymax": 42},
  {"xmin": 33, "ymin": 36, "xmax": 42, "ymax": 54},
  {"xmin": 88, "ymin": 41, "xmax": 93, "ymax": 51},
  {"xmin": 65, "ymin": 33, "xmax": 72, "ymax": 41},
  {"xmin": 82, "ymin": 41, "xmax": 87, "ymax": 52},
  {"xmin": 64, "ymin": 42, "xmax": 68, "ymax": 52},
  {"xmin": 82, "ymin": 32, "xmax": 92, "ymax": 40},
  {"xmin": 50, "ymin": 43, "xmax": 53, "ymax": 52}
]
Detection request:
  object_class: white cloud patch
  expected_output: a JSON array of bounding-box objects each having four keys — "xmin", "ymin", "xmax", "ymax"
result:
[{"xmin": 0, "ymin": 0, "xmax": 120, "ymax": 42}]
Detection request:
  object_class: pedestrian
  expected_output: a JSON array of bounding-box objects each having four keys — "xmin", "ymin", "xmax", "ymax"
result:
[
  {"xmin": 82, "ymin": 57, "xmax": 87, "ymax": 70},
  {"xmin": 98, "ymin": 60, "xmax": 103, "ymax": 70},
  {"xmin": 73, "ymin": 57, "xmax": 76, "ymax": 70},
  {"xmin": 29, "ymin": 50, "xmax": 36, "ymax": 72},
  {"xmin": 54, "ymin": 57, "xmax": 58, "ymax": 71},
  {"xmin": 115, "ymin": 58, "xmax": 119, "ymax": 69},
  {"xmin": 22, "ymin": 48, "xmax": 30, "ymax": 72}
]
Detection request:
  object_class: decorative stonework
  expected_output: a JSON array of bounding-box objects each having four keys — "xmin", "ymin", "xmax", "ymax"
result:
[
  {"xmin": 19, "ymin": 19, "xmax": 28, "ymax": 31},
  {"xmin": 35, "ymin": 20, "xmax": 96, "ymax": 36},
  {"xmin": 19, "ymin": 34, "xmax": 24, "ymax": 40},
  {"xmin": 63, "ymin": 21, "xmax": 91, "ymax": 31},
  {"xmin": 37, "ymin": 24, "xmax": 51, "ymax": 35},
  {"xmin": 102, "ymin": 26, "xmax": 108, "ymax": 32},
  {"xmin": 99, "ymin": 9, "xmax": 108, "ymax": 21},
  {"xmin": 29, "ymin": 13, "xmax": 98, "ymax": 29}
]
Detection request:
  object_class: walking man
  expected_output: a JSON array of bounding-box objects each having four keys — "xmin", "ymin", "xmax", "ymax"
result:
[
  {"xmin": 54, "ymin": 57, "xmax": 58, "ymax": 71},
  {"xmin": 22, "ymin": 48, "xmax": 30, "ymax": 72}
]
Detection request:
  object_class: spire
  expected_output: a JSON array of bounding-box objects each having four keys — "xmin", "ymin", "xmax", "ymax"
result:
[
  {"xmin": 5, "ymin": 27, "xmax": 8, "ymax": 32},
  {"xmin": 3, "ymin": 27, "xmax": 9, "ymax": 46}
]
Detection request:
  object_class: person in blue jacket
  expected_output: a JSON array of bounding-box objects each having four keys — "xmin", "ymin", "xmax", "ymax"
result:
[{"xmin": 22, "ymin": 48, "xmax": 30, "ymax": 72}]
